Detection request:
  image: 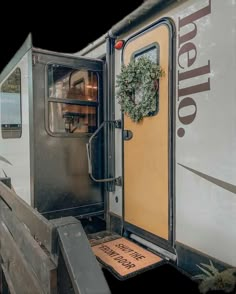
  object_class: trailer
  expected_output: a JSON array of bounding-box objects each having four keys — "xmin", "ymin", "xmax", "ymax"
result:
[{"xmin": 0, "ymin": 0, "xmax": 236, "ymax": 293}]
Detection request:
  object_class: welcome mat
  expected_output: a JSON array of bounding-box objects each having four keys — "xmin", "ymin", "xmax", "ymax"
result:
[{"xmin": 92, "ymin": 237, "xmax": 164, "ymax": 280}]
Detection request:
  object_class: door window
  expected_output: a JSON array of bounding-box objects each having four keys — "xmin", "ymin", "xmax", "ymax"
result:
[
  {"xmin": 133, "ymin": 44, "xmax": 160, "ymax": 114},
  {"xmin": 47, "ymin": 64, "xmax": 99, "ymax": 135}
]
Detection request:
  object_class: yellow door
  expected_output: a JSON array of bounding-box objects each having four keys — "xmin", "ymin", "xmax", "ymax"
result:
[{"xmin": 124, "ymin": 23, "xmax": 170, "ymax": 240}]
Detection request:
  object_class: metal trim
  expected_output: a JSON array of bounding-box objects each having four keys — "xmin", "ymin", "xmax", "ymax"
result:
[
  {"xmin": 104, "ymin": 36, "xmax": 116, "ymax": 230},
  {"xmin": 32, "ymin": 47, "xmax": 103, "ymax": 63},
  {"xmin": 105, "ymin": 37, "xmax": 116, "ymax": 192},
  {"xmin": 124, "ymin": 221, "xmax": 175, "ymax": 254},
  {"xmin": 110, "ymin": 0, "xmax": 181, "ymax": 36},
  {"xmin": 175, "ymin": 241, "xmax": 231, "ymax": 275},
  {"xmin": 0, "ymin": 34, "xmax": 32, "ymax": 83},
  {"xmin": 32, "ymin": 51, "xmax": 104, "ymax": 71},
  {"xmin": 130, "ymin": 233, "xmax": 177, "ymax": 261},
  {"xmin": 109, "ymin": 213, "xmax": 123, "ymax": 235},
  {"xmin": 121, "ymin": 18, "xmax": 176, "ymax": 249},
  {"xmin": 76, "ymin": 33, "xmax": 107, "ymax": 57},
  {"xmin": 48, "ymin": 97, "xmax": 98, "ymax": 107},
  {"xmin": 42, "ymin": 203, "xmax": 105, "ymax": 220},
  {"xmin": 170, "ymin": 19, "xmax": 177, "ymax": 248},
  {"xmin": 28, "ymin": 50, "xmax": 35, "ymax": 207}
]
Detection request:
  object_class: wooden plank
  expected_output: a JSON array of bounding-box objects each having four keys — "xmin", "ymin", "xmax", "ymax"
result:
[
  {"xmin": 0, "ymin": 200, "xmax": 57, "ymax": 294},
  {"xmin": 0, "ymin": 181, "xmax": 56, "ymax": 253},
  {"xmin": 1, "ymin": 264, "xmax": 17, "ymax": 294},
  {"xmin": 0, "ymin": 221, "xmax": 43, "ymax": 294},
  {"xmin": 57, "ymin": 218, "xmax": 111, "ymax": 294},
  {"xmin": 0, "ymin": 258, "xmax": 3, "ymax": 293}
]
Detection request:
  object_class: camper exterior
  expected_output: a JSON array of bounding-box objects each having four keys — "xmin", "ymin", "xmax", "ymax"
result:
[
  {"xmin": 75, "ymin": 0, "xmax": 236, "ymax": 273},
  {"xmin": 0, "ymin": 0, "xmax": 235, "ymax": 280}
]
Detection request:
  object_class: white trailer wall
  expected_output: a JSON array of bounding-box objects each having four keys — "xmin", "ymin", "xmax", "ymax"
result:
[{"xmin": 0, "ymin": 52, "xmax": 32, "ymax": 204}]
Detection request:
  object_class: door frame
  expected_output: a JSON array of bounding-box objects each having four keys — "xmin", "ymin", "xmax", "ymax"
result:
[{"xmin": 121, "ymin": 18, "xmax": 176, "ymax": 252}]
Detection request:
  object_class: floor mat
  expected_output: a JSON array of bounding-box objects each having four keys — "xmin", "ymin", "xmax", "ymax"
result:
[
  {"xmin": 92, "ymin": 237, "xmax": 164, "ymax": 280},
  {"xmin": 88, "ymin": 231, "xmax": 121, "ymax": 247}
]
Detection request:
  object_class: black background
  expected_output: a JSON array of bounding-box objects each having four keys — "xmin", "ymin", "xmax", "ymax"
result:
[{"xmin": 0, "ymin": 1, "xmax": 144, "ymax": 72}]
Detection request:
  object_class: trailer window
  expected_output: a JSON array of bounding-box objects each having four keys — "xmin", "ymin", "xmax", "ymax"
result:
[
  {"xmin": 47, "ymin": 64, "xmax": 98, "ymax": 135},
  {"xmin": 134, "ymin": 44, "xmax": 160, "ymax": 115},
  {"xmin": 0, "ymin": 68, "xmax": 22, "ymax": 139}
]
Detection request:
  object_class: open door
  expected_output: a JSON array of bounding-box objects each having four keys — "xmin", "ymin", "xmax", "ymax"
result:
[
  {"xmin": 123, "ymin": 21, "xmax": 173, "ymax": 248},
  {"xmin": 32, "ymin": 51, "xmax": 106, "ymax": 218}
]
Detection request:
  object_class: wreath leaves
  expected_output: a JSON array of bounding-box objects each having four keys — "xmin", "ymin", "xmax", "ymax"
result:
[{"xmin": 116, "ymin": 57, "xmax": 164, "ymax": 122}]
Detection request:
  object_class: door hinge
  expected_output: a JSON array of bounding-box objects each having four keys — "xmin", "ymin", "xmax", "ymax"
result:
[
  {"xmin": 32, "ymin": 54, "xmax": 39, "ymax": 65},
  {"xmin": 114, "ymin": 120, "xmax": 122, "ymax": 129},
  {"xmin": 114, "ymin": 176, "xmax": 122, "ymax": 186}
]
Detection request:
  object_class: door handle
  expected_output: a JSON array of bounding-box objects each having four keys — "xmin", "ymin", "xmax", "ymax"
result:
[
  {"xmin": 123, "ymin": 130, "xmax": 133, "ymax": 141},
  {"xmin": 86, "ymin": 121, "xmax": 117, "ymax": 183}
]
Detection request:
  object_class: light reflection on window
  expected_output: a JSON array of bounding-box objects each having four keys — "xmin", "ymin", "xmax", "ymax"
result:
[{"xmin": 47, "ymin": 65, "xmax": 98, "ymax": 134}]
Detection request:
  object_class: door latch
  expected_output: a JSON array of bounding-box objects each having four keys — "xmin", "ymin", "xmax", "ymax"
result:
[{"xmin": 123, "ymin": 130, "xmax": 133, "ymax": 141}]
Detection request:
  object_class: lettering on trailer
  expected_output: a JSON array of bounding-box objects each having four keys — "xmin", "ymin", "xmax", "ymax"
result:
[{"xmin": 177, "ymin": 0, "xmax": 211, "ymax": 137}]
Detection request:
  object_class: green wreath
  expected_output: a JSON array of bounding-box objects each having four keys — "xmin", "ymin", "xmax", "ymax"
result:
[{"xmin": 116, "ymin": 56, "xmax": 164, "ymax": 122}]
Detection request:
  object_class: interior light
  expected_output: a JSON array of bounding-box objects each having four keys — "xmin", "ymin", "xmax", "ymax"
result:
[{"xmin": 86, "ymin": 85, "xmax": 98, "ymax": 89}]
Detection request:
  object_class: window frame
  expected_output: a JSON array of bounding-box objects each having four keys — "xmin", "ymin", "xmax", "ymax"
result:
[
  {"xmin": 133, "ymin": 42, "xmax": 160, "ymax": 64},
  {"xmin": 1, "ymin": 67, "xmax": 22, "ymax": 139},
  {"xmin": 45, "ymin": 63, "xmax": 100, "ymax": 137},
  {"xmin": 131, "ymin": 42, "xmax": 160, "ymax": 117}
]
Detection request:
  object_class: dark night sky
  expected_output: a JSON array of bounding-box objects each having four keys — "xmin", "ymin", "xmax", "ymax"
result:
[{"xmin": 0, "ymin": 1, "xmax": 144, "ymax": 72}]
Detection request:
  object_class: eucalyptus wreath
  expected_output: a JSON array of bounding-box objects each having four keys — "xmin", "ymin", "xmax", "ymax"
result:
[{"xmin": 116, "ymin": 56, "xmax": 164, "ymax": 122}]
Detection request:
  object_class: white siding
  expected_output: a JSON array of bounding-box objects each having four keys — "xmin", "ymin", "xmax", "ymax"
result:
[{"xmin": 0, "ymin": 52, "xmax": 32, "ymax": 204}]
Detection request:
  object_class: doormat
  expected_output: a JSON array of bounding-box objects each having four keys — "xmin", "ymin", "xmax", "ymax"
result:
[{"xmin": 92, "ymin": 237, "xmax": 164, "ymax": 280}]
